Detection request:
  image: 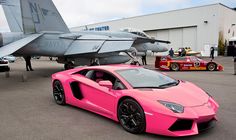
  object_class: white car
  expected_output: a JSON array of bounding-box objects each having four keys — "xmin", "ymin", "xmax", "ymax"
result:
[
  {"xmin": 3, "ymin": 55, "xmax": 16, "ymax": 63},
  {"xmin": 0, "ymin": 58, "xmax": 10, "ymax": 72}
]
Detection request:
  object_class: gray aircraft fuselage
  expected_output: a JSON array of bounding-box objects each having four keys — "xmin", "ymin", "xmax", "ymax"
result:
[{"xmin": 0, "ymin": 30, "xmax": 168, "ymax": 58}]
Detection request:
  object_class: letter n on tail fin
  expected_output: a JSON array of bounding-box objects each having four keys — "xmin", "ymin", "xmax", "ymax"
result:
[{"xmin": 21, "ymin": 0, "xmax": 70, "ymax": 33}]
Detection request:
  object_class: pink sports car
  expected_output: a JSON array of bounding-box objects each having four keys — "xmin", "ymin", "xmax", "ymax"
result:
[{"xmin": 51, "ymin": 65, "xmax": 219, "ymax": 137}]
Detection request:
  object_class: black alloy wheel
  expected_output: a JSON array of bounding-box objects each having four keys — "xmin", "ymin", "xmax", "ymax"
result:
[
  {"xmin": 207, "ymin": 63, "xmax": 217, "ymax": 71},
  {"xmin": 170, "ymin": 63, "xmax": 180, "ymax": 71},
  {"xmin": 118, "ymin": 99, "xmax": 146, "ymax": 134},
  {"xmin": 53, "ymin": 80, "xmax": 66, "ymax": 105}
]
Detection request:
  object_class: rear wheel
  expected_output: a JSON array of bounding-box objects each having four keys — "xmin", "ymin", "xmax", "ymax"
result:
[
  {"xmin": 118, "ymin": 99, "xmax": 146, "ymax": 134},
  {"xmin": 170, "ymin": 63, "xmax": 180, "ymax": 71},
  {"xmin": 207, "ymin": 63, "xmax": 217, "ymax": 71},
  {"xmin": 53, "ymin": 80, "xmax": 66, "ymax": 105}
]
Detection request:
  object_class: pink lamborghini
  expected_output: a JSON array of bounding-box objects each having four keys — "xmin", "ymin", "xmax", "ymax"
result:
[{"xmin": 51, "ymin": 65, "xmax": 219, "ymax": 137}]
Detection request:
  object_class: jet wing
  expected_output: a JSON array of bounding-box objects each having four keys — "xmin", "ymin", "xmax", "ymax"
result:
[
  {"xmin": 0, "ymin": 33, "xmax": 43, "ymax": 58},
  {"xmin": 134, "ymin": 37, "xmax": 171, "ymax": 44},
  {"xmin": 63, "ymin": 35, "xmax": 134, "ymax": 56}
]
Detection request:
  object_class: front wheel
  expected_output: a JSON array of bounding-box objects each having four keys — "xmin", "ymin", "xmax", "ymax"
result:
[
  {"xmin": 207, "ymin": 63, "xmax": 217, "ymax": 71},
  {"xmin": 53, "ymin": 80, "xmax": 66, "ymax": 105},
  {"xmin": 170, "ymin": 63, "xmax": 180, "ymax": 71},
  {"xmin": 5, "ymin": 67, "xmax": 10, "ymax": 71},
  {"xmin": 118, "ymin": 99, "xmax": 146, "ymax": 134}
]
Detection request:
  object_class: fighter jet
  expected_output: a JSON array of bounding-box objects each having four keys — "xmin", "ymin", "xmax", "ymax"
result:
[{"xmin": 0, "ymin": 0, "xmax": 169, "ymax": 69}]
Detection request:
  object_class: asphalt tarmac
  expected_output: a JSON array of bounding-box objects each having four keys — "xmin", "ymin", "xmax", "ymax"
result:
[{"xmin": 0, "ymin": 56, "xmax": 236, "ymax": 140}]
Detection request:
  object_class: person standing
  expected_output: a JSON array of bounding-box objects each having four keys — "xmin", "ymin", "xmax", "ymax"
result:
[
  {"xmin": 178, "ymin": 48, "xmax": 182, "ymax": 56},
  {"xmin": 233, "ymin": 45, "xmax": 236, "ymax": 75},
  {"xmin": 210, "ymin": 47, "xmax": 215, "ymax": 60},
  {"xmin": 181, "ymin": 48, "xmax": 186, "ymax": 57},
  {"xmin": 169, "ymin": 48, "xmax": 174, "ymax": 57},
  {"xmin": 141, "ymin": 52, "xmax": 147, "ymax": 65},
  {"xmin": 23, "ymin": 56, "xmax": 33, "ymax": 71}
]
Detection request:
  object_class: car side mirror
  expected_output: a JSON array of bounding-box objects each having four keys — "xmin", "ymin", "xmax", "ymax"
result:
[{"xmin": 98, "ymin": 80, "xmax": 113, "ymax": 90}]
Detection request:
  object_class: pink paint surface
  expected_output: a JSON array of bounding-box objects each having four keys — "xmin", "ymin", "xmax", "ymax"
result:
[{"xmin": 52, "ymin": 64, "xmax": 219, "ymax": 137}]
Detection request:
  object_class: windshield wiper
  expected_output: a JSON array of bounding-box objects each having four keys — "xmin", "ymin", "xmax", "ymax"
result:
[{"xmin": 158, "ymin": 80, "xmax": 179, "ymax": 88}]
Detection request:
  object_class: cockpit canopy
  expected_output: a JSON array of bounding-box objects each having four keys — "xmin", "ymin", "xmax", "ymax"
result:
[{"xmin": 120, "ymin": 28, "xmax": 150, "ymax": 38}]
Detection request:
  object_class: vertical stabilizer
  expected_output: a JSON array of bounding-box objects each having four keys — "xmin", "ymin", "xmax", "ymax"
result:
[
  {"xmin": 1, "ymin": 0, "xmax": 70, "ymax": 33},
  {"xmin": 1, "ymin": 0, "xmax": 23, "ymax": 32},
  {"xmin": 21, "ymin": 0, "xmax": 70, "ymax": 33}
]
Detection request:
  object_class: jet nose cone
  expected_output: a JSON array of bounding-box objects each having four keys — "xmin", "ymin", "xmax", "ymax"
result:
[
  {"xmin": 159, "ymin": 45, "xmax": 168, "ymax": 52},
  {"xmin": 163, "ymin": 47, "xmax": 168, "ymax": 52}
]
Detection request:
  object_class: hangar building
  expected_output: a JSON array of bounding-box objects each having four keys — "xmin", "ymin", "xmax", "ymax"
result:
[{"xmin": 71, "ymin": 3, "xmax": 236, "ymax": 56}]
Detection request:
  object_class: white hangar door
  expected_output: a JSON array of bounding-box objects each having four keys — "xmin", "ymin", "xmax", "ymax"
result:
[
  {"xmin": 154, "ymin": 27, "xmax": 197, "ymax": 51},
  {"xmin": 183, "ymin": 27, "xmax": 197, "ymax": 51},
  {"xmin": 169, "ymin": 29, "xmax": 183, "ymax": 51}
]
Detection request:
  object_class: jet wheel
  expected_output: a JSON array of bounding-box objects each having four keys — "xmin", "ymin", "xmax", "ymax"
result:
[{"xmin": 64, "ymin": 62, "xmax": 74, "ymax": 70}]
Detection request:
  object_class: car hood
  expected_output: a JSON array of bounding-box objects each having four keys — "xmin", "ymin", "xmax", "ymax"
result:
[{"xmin": 134, "ymin": 81, "xmax": 209, "ymax": 107}]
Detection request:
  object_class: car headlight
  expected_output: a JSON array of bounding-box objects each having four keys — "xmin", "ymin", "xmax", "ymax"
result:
[{"xmin": 158, "ymin": 100, "xmax": 184, "ymax": 113}]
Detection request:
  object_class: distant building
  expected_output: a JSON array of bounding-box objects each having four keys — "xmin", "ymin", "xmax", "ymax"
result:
[{"xmin": 71, "ymin": 3, "xmax": 236, "ymax": 56}]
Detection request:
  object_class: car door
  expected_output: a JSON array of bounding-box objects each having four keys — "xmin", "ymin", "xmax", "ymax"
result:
[
  {"xmin": 190, "ymin": 56, "xmax": 203, "ymax": 70},
  {"xmin": 76, "ymin": 69, "xmax": 123, "ymax": 118},
  {"xmin": 177, "ymin": 57, "xmax": 191, "ymax": 70}
]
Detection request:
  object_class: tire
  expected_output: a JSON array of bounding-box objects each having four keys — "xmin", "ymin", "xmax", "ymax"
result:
[
  {"xmin": 64, "ymin": 62, "xmax": 74, "ymax": 70},
  {"xmin": 53, "ymin": 80, "xmax": 66, "ymax": 105},
  {"xmin": 207, "ymin": 63, "xmax": 217, "ymax": 71},
  {"xmin": 118, "ymin": 98, "xmax": 146, "ymax": 134},
  {"xmin": 6, "ymin": 67, "xmax": 10, "ymax": 71},
  {"xmin": 170, "ymin": 63, "xmax": 180, "ymax": 71},
  {"xmin": 130, "ymin": 61, "xmax": 140, "ymax": 66}
]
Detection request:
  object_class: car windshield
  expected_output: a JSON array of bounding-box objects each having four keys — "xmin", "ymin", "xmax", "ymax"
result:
[{"xmin": 116, "ymin": 68, "xmax": 179, "ymax": 88}]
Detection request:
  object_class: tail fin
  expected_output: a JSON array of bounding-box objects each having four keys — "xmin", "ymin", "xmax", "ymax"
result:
[
  {"xmin": 1, "ymin": 0, "xmax": 70, "ymax": 33},
  {"xmin": 1, "ymin": 0, "xmax": 23, "ymax": 32}
]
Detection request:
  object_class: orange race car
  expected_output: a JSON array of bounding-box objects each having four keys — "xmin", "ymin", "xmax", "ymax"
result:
[{"xmin": 155, "ymin": 56, "xmax": 223, "ymax": 71}]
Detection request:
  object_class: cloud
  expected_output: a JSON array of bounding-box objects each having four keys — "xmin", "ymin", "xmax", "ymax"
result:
[
  {"xmin": 52, "ymin": 0, "xmax": 142, "ymax": 27},
  {"xmin": 140, "ymin": 0, "xmax": 191, "ymax": 14},
  {"xmin": 143, "ymin": 0, "xmax": 189, "ymax": 6}
]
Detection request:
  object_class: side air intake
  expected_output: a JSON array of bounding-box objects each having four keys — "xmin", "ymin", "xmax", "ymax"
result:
[{"xmin": 70, "ymin": 81, "xmax": 83, "ymax": 100}]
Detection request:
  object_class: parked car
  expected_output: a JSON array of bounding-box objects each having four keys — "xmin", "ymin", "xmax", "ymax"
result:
[
  {"xmin": 155, "ymin": 56, "xmax": 223, "ymax": 71},
  {"xmin": 51, "ymin": 64, "xmax": 219, "ymax": 137},
  {"xmin": 3, "ymin": 55, "xmax": 16, "ymax": 63},
  {"xmin": 0, "ymin": 58, "xmax": 10, "ymax": 72}
]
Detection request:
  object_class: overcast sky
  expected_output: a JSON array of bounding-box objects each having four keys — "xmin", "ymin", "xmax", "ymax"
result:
[{"xmin": 0, "ymin": 0, "xmax": 236, "ymax": 32}]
